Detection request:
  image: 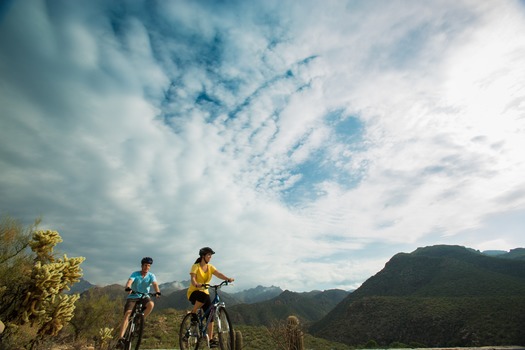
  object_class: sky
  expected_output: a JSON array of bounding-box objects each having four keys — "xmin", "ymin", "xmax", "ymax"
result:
[{"xmin": 1, "ymin": 0, "xmax": 525, "ymax": 293}]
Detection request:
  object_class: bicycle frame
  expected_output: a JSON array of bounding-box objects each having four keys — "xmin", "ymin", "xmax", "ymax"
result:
[
  {"xmin": 128, "ymin": 302, "xmax": 143, "ymax": 329},
  {"xmin": 197, "ymin": 282, "xmax": 227, "ymax": 340},
  {"xmin": 128, "ymin": 291, "xmax": 152, "ymax": 322}
]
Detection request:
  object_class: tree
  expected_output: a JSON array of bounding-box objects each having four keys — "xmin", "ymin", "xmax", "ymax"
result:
[
  {"xmin": 0, "ymin": 215, "xmax": 85, "ymax": 349},
  {"xmin": 68, "ymin": 288, "xmax": 121, "ymax": 343},
  {"xmin": 0, "ymin": 215, "xmax": 35, "ymax": 322}
]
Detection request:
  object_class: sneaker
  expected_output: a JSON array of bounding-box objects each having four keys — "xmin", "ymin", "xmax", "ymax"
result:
[
  {"xmin": 209, "ymin": 338, "xmax": 219, "ymax": 348},
  {"xmin": 116, "ymin": 338, "xmax": 126, "ymax": 349}
]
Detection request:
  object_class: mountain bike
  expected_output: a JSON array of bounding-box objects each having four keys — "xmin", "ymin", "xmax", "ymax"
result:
[
  {"xmin": 119, "ymin": 290, "xmax": 156, "ymax": 350},
  {"xmin": 179, "ymin": 280, "xmax": 234, "ymax": 350}
]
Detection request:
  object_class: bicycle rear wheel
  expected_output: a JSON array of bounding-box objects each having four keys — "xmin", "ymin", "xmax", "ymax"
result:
[
  {"xmin": 128, "ymin": 314, "xmax": 144, "ymax": 350},
  {"xmin": 216, "ymin": 307, "xmax": 233, "ymax": 350},
  {"xmin": 179, "ymin": 313, "xmax": 200, "ymax": 350}
]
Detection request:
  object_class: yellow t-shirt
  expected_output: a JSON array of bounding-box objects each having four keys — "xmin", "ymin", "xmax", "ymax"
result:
[{"xmin": 187, "ymin": 263, "xmax": 217, "ymax": 299}]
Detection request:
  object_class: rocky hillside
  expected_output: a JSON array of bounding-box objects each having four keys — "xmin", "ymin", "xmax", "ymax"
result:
[
  {"xmin": 310, "ymin": 245, "xmax": 525, "ymax": 347},
  {"xmin": 227, "ymin": 288, "xmax": 350, "ymax": 326}
]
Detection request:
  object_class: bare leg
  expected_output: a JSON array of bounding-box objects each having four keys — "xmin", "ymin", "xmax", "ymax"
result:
[
  {"xmin": 143, "ymin": 300, "xmax": 155, "ymax": 318},
  {"xmin": 119, "ymin": 309, "xmax": 133, "ymax": 338},
  {"xmin": 191, "ymin": 301, "xmax": 204, "ymax": 314},
  {"xmin": 208, "ymin": 321, "xmax": 214, "ymax": 340}
]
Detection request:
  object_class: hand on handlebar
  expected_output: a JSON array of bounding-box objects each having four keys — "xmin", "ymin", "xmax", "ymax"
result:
[{"xmin": 200, "ymin": 280, "xmax": 233, "ymax": 289}]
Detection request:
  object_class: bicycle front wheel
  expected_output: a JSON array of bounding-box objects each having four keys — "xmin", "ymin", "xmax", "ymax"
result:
[
  {"xmin": 179, "ymin": 313, "xmax": 200, "ymax": 350},
  {"xmin": 216, "ymin": 307, "xmax": 233, "ymax": 350},
  {"xmin": 128, "ymin": 314, "xmax": 144, "ymax": 350}
]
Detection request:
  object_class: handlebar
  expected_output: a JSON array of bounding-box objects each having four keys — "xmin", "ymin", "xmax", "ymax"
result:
[
  {"xmin": 125, "ymin": 288, "xmax": 161, "ymax": 297},
  {"xmin": 201, "ymin": 280, "xmax": 231, "ymax": 289}
]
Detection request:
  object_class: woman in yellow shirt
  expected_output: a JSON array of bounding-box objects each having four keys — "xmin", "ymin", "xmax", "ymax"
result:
[{"xmin": 187, "ymin": 247, "xmax": 234, "ymax": 347}]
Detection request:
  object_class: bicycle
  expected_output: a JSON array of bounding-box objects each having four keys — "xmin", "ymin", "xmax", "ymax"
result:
[
  {"xmin": 119, "ymin": 290, "xmax": 156, "ymax": 350},
  {"xmin": 179, "ymin": 280, "xmax": 234, "ymax": 350}
]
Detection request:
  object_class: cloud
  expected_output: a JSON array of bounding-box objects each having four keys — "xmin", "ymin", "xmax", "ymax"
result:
[{"xmin": 1, "ymin": 0, "xmax": 524, "ymax": 292}]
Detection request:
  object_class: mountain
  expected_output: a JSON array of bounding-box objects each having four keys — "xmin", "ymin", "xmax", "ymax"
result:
[
  {"xmin": 155, "ymin": 289, "xmax": 194, "ymax": 310},
  {"xmin": 155, "ymin": 288, "xmax": 243, "ymax": 311},
  {"xmin": 78, "ymin": 283, "xmax": 126, "ymax": 301},
  {"xmin": 482, "ymin": 248, "xmax": 525, "ymax": 260},
  {"xmin": 310, "ymin": 245, "xmax": 525, "ymax": 347},
  {"xmin": 499, "ymin": 247, "xmax": 525, "ymax": 260},
  {"xmin": 227, "ymin": 289, "xmax": 351, "ymax": 327},
  {"xmin": 65, "ymin": 277, "xmax": 96, "ymax": 294},
  {"xmin": 230, "ymin": 285, "xmax": 283, "ymax": 303},
  {"xmin": 158, "ymin": 280, "xmax": 190, "ymax": 295},
  {"xmin": 481, "ymin": 249, "xmax": 507, "ymax": 256}
]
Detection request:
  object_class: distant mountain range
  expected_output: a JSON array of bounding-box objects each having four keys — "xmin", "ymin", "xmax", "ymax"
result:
[
  {"xmin": 72, "ymin": 277, "xmax": 288, "ymax": 307},
  {"xmin": 310, "ymin": 245, "xmax": 525, "ymax": 347},
  {"xmin": 151, "ymin": 285, "xmax": 285, "ymax": 311}
]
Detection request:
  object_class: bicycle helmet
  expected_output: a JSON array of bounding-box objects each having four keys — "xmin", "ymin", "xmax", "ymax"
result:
[
  {"xmin": 141, "ymin": 257, "xmax": 153, "ymax": 265},
  {"xmin": 199, "ymin": 247, "xmax": 215, "ymax": 256}
]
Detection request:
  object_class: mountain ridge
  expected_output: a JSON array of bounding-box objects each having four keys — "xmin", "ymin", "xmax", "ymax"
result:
[
  {"xmin": 310, "ymin": 245, "xmax": 525, "ymax": 347},
  {"xmin": 227, "ymin": 288, "xmax": 351, "ymax": 326}
]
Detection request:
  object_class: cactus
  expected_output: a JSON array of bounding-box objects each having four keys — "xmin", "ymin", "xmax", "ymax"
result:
[
  {"xmin": 98, "ymin": 327, "xmax": 114, "ymax": 350},
  {"xmin": 20, "ymin": 230, "xmax": 85, "ymax": 336},
  {"xmin": 234, "ymin": 329, "xmax": 243, "ymax": 350},
  {"xmin": 29, "ymin": 229, "xmax": 63, "ymax": 261},
  {"xmin": 286, "ymin": 316, "xmax": 304, "ymax": 350}
]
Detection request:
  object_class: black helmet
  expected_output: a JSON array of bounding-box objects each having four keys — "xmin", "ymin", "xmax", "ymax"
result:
[
  {"xmin": 141, "ymin": 257, "xmax": 153, "ymax": 265},
  {"xmin": 199, "ymin": 247, "xmax": 215, "ymax": 256}
]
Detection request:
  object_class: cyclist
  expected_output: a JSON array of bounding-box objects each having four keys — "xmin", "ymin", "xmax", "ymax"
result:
[
  {"xmin": 116, "ymin": 256, "xmax": 161, "ymax": 349},
  {"xmin": 187, "ymin": 247, "xmax": 234, "ymax": 348}
]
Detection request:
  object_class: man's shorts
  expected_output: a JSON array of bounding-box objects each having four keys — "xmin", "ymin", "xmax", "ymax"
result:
[{"xmin": 123, "ymin": 297, "xmax": 151, "ymax": 313}]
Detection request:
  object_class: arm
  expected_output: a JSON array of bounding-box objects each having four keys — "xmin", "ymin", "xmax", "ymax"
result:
[
  {"xmin": 213, "ymin": 270, "xmax": 234, "ymax": 283},
  {"xmin": 124, "ymin": 278, "xmax": 133, "ymax": 293},
  {"xmin": 152, "ymin": 281, "xmax": 161, "ymax": 297},
  {"xmin": 190, "ymin": 272, "xmax": 203, "ymax": 288}
]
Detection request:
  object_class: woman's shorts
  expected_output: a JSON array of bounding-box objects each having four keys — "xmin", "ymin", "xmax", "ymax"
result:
[{"xmin": 189, "ymin": 290, "xmax": 211, "ymax": 311}]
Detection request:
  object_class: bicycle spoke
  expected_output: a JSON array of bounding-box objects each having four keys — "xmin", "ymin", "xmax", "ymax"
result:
[
  {"xmin": 216, "ymin": 307, "xmax": 233, "ymax": 350},
  {"xmin": 179, "ymin": 313, "xmax": 200, "ymax": 350}
]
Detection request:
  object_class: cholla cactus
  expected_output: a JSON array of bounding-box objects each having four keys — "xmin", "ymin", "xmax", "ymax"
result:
[
  {"xmin": 20, "ymin": 230, "xmax": 85, "ymax": 337},
  {"xmin": 99, "ymin": 327, "xmax": 114, "ymax": 349},
  {"xmin": 37, "ymin": 293, "xmax": 80, "ymax": 336},
  {"xmin": 29, "ymin": 230, "xmax": 63, "ymax": 262}
]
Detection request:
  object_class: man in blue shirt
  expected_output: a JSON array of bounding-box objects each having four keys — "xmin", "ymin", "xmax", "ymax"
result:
[{"xmin": 117, "ymin": 257, "xmax": 161, "ymax": 348}]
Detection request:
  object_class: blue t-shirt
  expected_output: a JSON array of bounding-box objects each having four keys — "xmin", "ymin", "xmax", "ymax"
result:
[{"xmin": 127, "ymin": 270, "xmax": 157, "ymax": 299}]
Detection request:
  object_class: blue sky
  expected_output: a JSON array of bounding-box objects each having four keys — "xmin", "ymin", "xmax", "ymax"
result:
[{"xmin": 1, "ymin": 0, "xmax": 525, "ymax": 292}]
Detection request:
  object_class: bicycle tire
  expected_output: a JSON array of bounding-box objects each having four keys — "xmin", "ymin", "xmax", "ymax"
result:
[
  {"xmin": 216, "ymin": 307, "xmax": 234, "ymax": 350},
  {"xmin": 179, "ymin": 313, "xmax": 200, "ymax": 350},
  {"xmin": 128, "ymin": 313, "xmax": 144, "ymax": 350}
]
